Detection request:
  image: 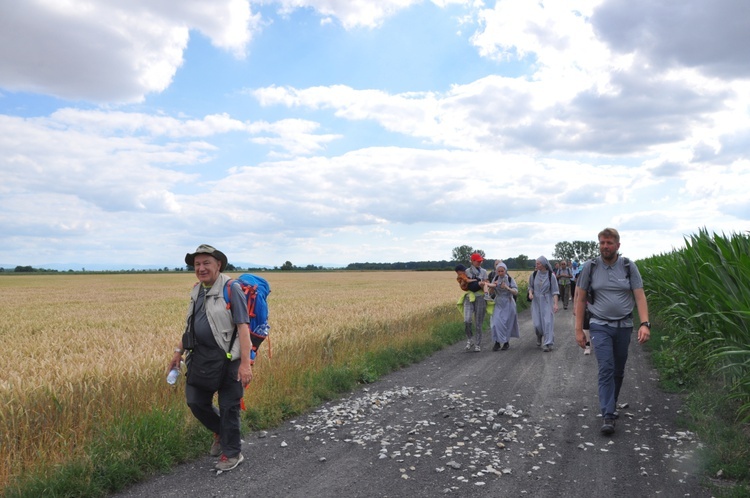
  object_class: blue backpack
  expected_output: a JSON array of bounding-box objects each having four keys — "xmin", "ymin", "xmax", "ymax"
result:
[{"xmin": 223, "ymin": 273, "xmax": 271, "ymax": 363}]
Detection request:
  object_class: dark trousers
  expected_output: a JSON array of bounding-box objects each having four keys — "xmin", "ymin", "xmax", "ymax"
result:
[
  {"xmin": 559, "ymin": 284, "xmax": 570, "ymax": 308},
  {"xmin": 590, "ymin": 323, "xmax": 632, "ymax": 418},
  {"xmin": 185, "ymin": 359, "xmax": 243, "ymax": 457}
]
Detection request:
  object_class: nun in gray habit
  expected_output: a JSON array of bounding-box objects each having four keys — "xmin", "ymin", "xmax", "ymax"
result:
[
  {"xmin": 528, "ymin": 256, "xmax": 560, "ymax": 351},
  {"xmin": 489, "ymin": 262, "xmax": 520, "ymax": 350}
]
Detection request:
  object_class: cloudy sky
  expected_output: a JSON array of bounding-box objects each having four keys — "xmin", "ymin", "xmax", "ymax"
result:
[{"xmin": 1, "ymin": 0, "xmax": 749, "ymax": 270}]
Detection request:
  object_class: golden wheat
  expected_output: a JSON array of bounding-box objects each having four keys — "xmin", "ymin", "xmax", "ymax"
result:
[{"xmin": 0, "ymin": 270, "xmax": 528, "ymax": 488}]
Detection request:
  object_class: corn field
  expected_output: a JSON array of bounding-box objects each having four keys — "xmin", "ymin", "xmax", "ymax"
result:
[{"xmin": 637, "ymin": 229, "xmax": 750, "ymax": 421}]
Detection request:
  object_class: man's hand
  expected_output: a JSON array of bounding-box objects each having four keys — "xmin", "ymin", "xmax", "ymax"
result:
[
  {"xmin": 575, "ymin": 328, "xmax": 586, "ymax": 348},
  {"xmin": 238, "ymin": 360, "xmax": 253, "ymax": 387},
  {"xmin": 637, "ymin": 325, "xmax": 651, "ymax": 344}
]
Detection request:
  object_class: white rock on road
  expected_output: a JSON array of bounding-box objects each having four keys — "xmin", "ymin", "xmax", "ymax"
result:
[{"xmin": 112, "ymin": 307, "xmax": 713, "ymax": 498}]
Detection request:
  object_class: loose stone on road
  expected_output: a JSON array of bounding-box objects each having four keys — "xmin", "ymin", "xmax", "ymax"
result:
[{"xmin": 113, "ymin": 307, "xmax": 712, "ymax": 498}]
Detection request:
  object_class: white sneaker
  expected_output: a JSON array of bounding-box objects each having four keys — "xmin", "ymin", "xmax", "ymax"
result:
[
  {"xmin": 465, "ymin": 340, "xmax": 473, "ymax": 351},
  {"xmin": 474, "ymin": 345, "xmax": 481, "ymax": 352},
  {"xmin": 584, "ymin": 346, "xmax": 591, "ymax": 355}
]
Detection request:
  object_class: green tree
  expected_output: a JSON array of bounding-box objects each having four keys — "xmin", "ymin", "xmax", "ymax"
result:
[
  {"xmin": 553, "ymin": 241, "xmax": 575, "ymax": 261},
  {"xmin": 280, "ymin": 261, "xmax": 294, "ymax": 271},
  {"xmin": 571, "ymin": 240, "xmax": 598, "ymax": 261},
  {"xmin": 553, "ymin": 240, "xmax": 598, "ymax": 262},
  {"xmin": 505, "ymin": 254, "xmax": 531, "ymax": 269},
  {"xmin": 451, "ymin": 245, "xmax": 473, "ymax": 262},
  {"xmin": 451, "ymin": 245, "xmax": 485, "ymax": 263}
]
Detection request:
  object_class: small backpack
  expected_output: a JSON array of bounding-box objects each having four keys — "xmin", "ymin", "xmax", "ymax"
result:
[{"xmin": 223, "ymin": 274, "xmax": 271, "ymax": 364}]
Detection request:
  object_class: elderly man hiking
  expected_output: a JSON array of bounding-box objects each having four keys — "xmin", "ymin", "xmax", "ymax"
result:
[
  {"xmin": 574, "ymin": 228, "xmax": 651, "ymax": 436},
  {"xmin": 167, "ymin": 244, "xmax": 253, "ymax": 471}
]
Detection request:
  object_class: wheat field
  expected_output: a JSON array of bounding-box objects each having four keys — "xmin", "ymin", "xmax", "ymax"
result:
[{"xmin": 0, "ymin": 270, "xmax": 528, "ymax": 490}]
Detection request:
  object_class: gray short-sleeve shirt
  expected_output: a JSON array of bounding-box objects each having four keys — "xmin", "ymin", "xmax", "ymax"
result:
[{"xmin": 577, "ymin": 255, "xmax": 643, "ymax": 326}]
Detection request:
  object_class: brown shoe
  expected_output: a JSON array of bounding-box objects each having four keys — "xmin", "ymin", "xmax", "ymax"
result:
[
  {"xmin": 215, "ymin": 453, "xmax": 244, "ymax": 471},
  {"xmin": 210, "ymin": 433, "xmax": 221, "ymax": 457}
]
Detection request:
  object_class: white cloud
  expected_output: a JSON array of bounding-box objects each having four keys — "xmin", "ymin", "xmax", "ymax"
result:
[
  {"xmin": 266, "ymin": 0, "xmax": 422, "ymax": 29},
  {"xmin": 0, "ymin": 114, "xmax": 200, "ymax": 216},
  {"xmin": 248, "ymin": 119, "xmax": 342, "ymax": 156},
  {"xmin": 0, "ymin": 0, "xmax": 258, "ymax": 103},
  {"xmin": 252, "ymin": 67, "xmax": 731, "ymax": 155},
  {"xmin": 48, "ymin": 109, "xmax": 248, "ymax": 138}
]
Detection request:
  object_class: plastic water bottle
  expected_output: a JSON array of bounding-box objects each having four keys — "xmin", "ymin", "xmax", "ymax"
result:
[{"xmin": 166, "ymin": 367, "xmax": 180, "ymax": 385}]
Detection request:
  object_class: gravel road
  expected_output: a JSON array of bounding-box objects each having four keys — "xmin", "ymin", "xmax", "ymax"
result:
[{"xmin": 113, "ymin": 307, "xmax": 715, "ymax": 498}]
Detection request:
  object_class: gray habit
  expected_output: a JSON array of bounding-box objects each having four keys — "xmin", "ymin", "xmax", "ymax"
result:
[
  {"xmin": 490, "ymin": 276, "xmax": 520, "ymax": 344},
  {"xmin": 530, "ymin": 270, "xmax": 559, "ymax": 346}
]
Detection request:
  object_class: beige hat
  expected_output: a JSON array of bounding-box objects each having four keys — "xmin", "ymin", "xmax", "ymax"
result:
[{"xmin": 185, "ymin": 244, "xmax": 228, "ymax": 272}]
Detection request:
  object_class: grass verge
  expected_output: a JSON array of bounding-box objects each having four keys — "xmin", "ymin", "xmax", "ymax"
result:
[{"xmin": 649, "ymin": 317, "xmax": 750, "ymax": 497}]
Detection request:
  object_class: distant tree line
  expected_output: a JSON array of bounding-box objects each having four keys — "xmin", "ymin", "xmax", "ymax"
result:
[
  {"xmin": 346, "ymin": 257, "xmax": 534, "ymax": 271},
  {"xmin": 451, "ymin": 245, "xmax": 534, "ymax": 270},
  {"xmin": 346, "ymin": 260, "xmax": 454, "ymax": 271},
  {"xmin": 0, "ymin": 266, "xmax": 60, "ymax": 273},
  {"xmin": 3, "ymin": 239, "xmax": 598, "ymax": 275}
]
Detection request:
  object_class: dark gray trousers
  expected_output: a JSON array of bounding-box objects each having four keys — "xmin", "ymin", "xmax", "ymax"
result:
[{"xmin": 185, "ymin": 359, "xmax": 243, "ymax": 457}]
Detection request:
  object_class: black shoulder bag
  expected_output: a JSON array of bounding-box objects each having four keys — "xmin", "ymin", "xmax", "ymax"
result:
[{"xmin": 184, "ymin": 294, "xmax": 239, "ymax": 392}]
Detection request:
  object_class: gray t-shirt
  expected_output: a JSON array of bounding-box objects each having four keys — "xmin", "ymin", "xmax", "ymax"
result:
[{"xmin": 576, "ymin": 255, "xmax": 643, "ymax": 326}]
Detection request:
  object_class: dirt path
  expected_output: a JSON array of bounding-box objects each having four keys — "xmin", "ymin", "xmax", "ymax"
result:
[{"xmin": 113, "ymin": 308, "xmax": 713, "ymax": 498}]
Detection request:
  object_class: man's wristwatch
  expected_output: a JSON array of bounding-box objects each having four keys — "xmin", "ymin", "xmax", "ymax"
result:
[{"xmin": 640, "ymin": 321, "xmax": 651, "ymax": 329}]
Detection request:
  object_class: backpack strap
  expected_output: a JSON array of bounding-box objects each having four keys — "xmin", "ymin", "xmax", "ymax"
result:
[
  {"xmin": 223, "ymin": 279, "xmax": 234, "ymax": 310},
  {"xmin": 215, "ymin": 279, "xmax": 238, "ymax": 359},
  {"xmin": 623, "ymin": 257, "xmax": 631, "ymax": 283}
]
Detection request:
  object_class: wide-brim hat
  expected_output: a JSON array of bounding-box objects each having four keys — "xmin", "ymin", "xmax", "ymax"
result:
[{"xmin": 185, "ymin": 244, "xmax": 228, "ymax": 272}]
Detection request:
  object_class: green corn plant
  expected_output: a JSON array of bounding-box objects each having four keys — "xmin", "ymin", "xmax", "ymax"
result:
[{"xmin": 639, "ymin": 229, "xmax": 750, "ymax": 421}]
